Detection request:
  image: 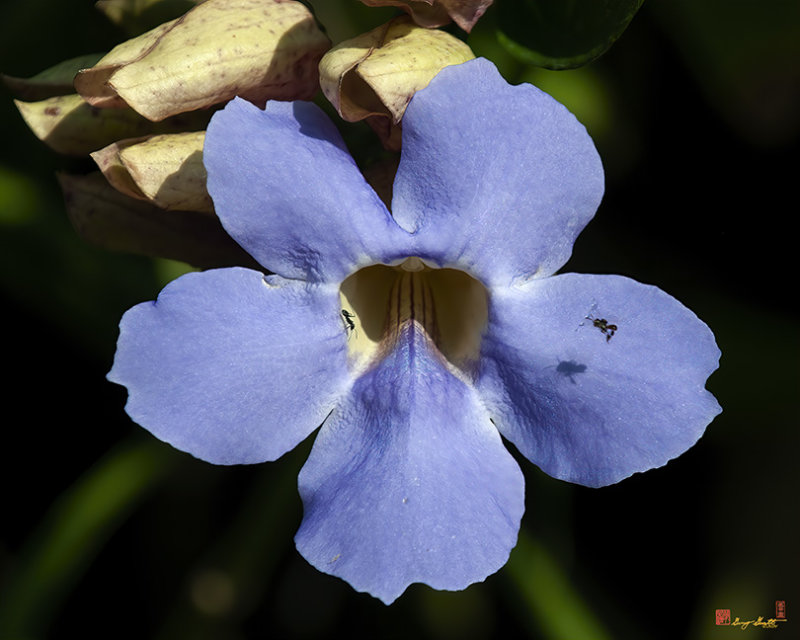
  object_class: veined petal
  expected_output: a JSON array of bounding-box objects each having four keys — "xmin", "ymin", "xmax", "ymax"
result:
[
  {"xmin": 204, "ymin": 98, "xmax": 412, "ymax": 283},
  {"xmin": 394, "ymin": 58, "xmax": 604, "ymax": 287},
  {"xmin": 295, "ymin": 324, "xmax": 524, "ymax": 604},
  {"xmin": 108, "ymin": 267, "xmax": 351, "ymax": 464},
  {"xmin": 478, "ymin": 273, "xmax": 721, "ymax": 488}
]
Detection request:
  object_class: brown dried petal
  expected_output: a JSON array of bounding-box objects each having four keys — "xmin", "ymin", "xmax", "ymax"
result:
[
  {"xmin": 359, "ymin": 0, "xmax": 493, "ymax": 32},
  {"xmin": 59, "ymin": 172, "xmax": 258, "ymax": 269}
]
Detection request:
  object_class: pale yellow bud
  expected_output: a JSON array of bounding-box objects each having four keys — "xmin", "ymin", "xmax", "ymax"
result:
[
  {"xmin": 91, "ymin": 131, "xmax": 213, "ymax": 213},
  {"xmin": 14, "ymin": 94, "xmax": 211, "ymax": 156},
  {"xmin": 74, "ymin": 18, "xmax": 179, "ymax": 110},
  {"xmin": 319, "ymin": 16, "xmax": 473, "ymax": 148},
  {"xmin": 75, "ymin": 0, "xmax": 330, "ymax": 121}
]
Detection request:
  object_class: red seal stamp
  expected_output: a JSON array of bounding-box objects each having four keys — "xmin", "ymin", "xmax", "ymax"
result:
[
  {"xmin": 716, "ymin": 609, "xmax": 731, "ymax": 625},
  {"xmin": 776, "ymin": 600, "xmax": 786, "ymax": 619}
]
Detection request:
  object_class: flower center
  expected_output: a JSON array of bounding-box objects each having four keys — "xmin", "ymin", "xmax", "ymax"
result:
[{"xmin": 339, "ymin": 257, "xmax": 489, "ymax": 377}]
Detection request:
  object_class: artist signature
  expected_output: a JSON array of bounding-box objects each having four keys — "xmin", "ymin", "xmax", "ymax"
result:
[{"xmin": 731, "ymin": 616, "xmax": 788, "ymax": 630}]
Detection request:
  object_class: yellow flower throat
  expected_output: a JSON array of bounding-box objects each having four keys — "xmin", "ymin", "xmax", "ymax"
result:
[{"xmin": 339, "ymin": 257, "xmax": 489, "ymax": 378}]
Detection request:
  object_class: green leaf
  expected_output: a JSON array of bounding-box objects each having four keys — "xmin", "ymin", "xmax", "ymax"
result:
[{"xmin": 496, "ymin": 0, "xmax": 644, "ymax": 69}]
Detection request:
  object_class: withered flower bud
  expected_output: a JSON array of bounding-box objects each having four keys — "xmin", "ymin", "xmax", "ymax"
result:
[
  {"xmin": 75, "ymin": 0, "xmax": 331, "ymax": 121},
  {"xmin": 91, "ymin": 131, "xmax": 212, "ymax": 213},
  {"xmin": 359, "ymin": 0, "xmax": 493, "ymax": 33},
  {"xmin": 320, "ymin": 16, "xmax": 473, "ymax": 149}
]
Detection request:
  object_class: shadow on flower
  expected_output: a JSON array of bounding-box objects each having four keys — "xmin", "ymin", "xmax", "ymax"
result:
[{"xmin": 554, "ymin": 359, "xmax": 588, "ymax": 384}]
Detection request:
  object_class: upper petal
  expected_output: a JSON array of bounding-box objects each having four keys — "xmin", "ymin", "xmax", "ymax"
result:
[
  {"xmin": 204, "ymin": 98, "xmax": 412, "ymax": 283},
  {"xmin": 295, "ymin": 323, "xmax": 524, "ymax": 604},
  {"xmin": 108, "ymin": 267, "xmax": 352, "ymax": 464},
  {"xmin": 393, "ymin": 58, "xmax": 604, "ymax": 287},
  {"xmin": 478, "ymin": 273, "xmax": 721, "ymax": 487}
]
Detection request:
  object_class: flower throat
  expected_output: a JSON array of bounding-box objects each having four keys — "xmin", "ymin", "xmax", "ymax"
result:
[{"xmin": 339, "ymin": 258, "xmax": 489, "ymax": 377}]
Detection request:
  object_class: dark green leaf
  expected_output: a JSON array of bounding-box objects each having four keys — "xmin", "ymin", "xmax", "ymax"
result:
[{"xmin": 496, "ymin": 0, "xmax": 644, "ymax": 69}]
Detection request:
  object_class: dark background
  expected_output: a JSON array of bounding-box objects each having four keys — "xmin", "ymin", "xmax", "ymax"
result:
[{"xmin": 1, "ymin": 1, "xmax": 797, "ymax": 638}]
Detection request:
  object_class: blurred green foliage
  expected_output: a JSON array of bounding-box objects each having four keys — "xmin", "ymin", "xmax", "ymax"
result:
[
  {"xmin": 1, "ymin": 0, "xmax": 798, "ymax": 639},
  {"xmin": 0, "ymin": 439, "xmax": 175, "ymax": 639}
]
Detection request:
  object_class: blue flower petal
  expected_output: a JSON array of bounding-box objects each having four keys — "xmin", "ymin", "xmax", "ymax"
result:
[
  {"xmin": 478, "ymin": 273, "xmax": 721, "ymax": 487},
  {"xmin": 295, "ymin": 324, "xmax": 524, "ymax": 604},
  {"xmin": 204, "ymin": 98, "xmax": 412, "ymax": 283},
  {"xmin": 394, "ymin": 58, "xmax": 604, "ymax": 287},
  {"xmin": 108, "ymin": 267, "xmax": 351, "ymax": 464}
]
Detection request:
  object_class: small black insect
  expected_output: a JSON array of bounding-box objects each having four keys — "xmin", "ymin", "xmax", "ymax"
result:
[
  {"xmin": 341, "ymin": 309, "xmax": 356, "ymax": 333},
  {"xmin": 586, "ymin": 315, "xmax": 618, "ymax": 342}
]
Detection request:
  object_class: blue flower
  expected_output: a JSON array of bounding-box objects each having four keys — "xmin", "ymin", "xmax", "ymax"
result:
[{"xmin": 108, "ymin": 58, "xmax": 721, "ymax": 604}]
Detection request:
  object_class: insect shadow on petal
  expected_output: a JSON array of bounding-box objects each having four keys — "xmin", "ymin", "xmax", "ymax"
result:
[{"xmin": 543, "ymin": 358, "xmax": 588, "ymax": 384}]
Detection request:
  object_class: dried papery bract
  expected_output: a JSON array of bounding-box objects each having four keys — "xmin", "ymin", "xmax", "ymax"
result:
[
  {"xmin": 59, "ymin": 172, "xmax": 258, "ymax": 269},
  {"xmin": 319, "ymin": 15, "xmax": 474, "ymax": 149},
  {"xmin": 75, "ymin": 0, "xmax": 331, "ymax": 121},
  {"xmin": 13, "ymin": 94, "xmax": 211, "ymax": 156},
  {"xmin": 359, "ymin": 0, "xmax": 493, "ymax": 32},
  {"xmin": 74, "ymin": 18, "xmax": 178, "ymax": 110},
  {"xmin": 91, "ymin": 131, "xmax": 212, "ymax": 213}
]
